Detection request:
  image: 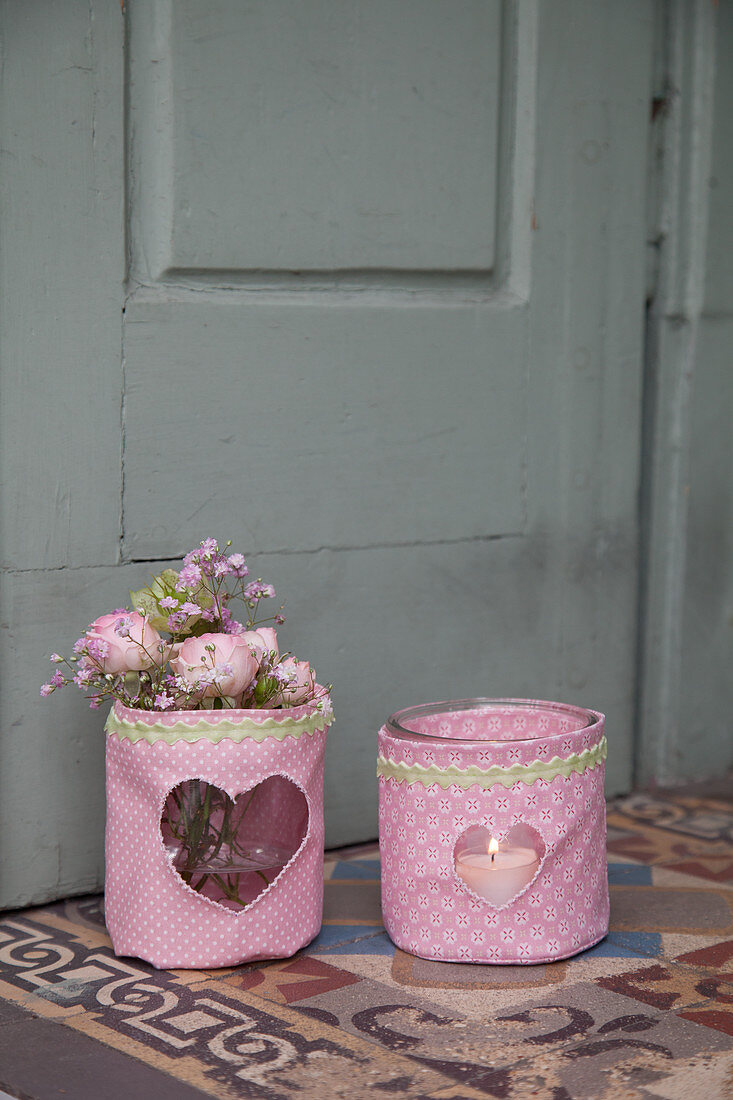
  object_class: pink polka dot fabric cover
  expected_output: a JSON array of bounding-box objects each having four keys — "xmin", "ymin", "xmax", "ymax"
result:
[
  {"xmin": 378, "ymin": 699, "xmax": 608, "ymax": 964},
  {"xmin": 105, "ymin": 699, "xmax": 331, "ymax": 969}
]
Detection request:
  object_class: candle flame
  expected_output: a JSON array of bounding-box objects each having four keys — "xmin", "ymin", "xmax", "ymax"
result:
[{"xmin": 488, "ymin": 837, "xmax": 499, "ymax": 856}]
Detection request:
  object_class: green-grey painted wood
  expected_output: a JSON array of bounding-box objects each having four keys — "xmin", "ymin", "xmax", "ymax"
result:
[
  {"xmin": 681, "ymin": 0, "xmax": 733, "ymax": 778},
  {"xmin": 676, "ymin": 317, "xmax": 733, "ymax": 781},
  {"xmin": 3, "ymin": 0, "xmax": 704, "ymax": 908},
  {"xmin": 704, "ymin": 0, "xmax": 733, "ymax": 316},
  {"xmin": 0, "ymin": 0, "xmax": 124, "ymax": 570},
  {"xmin": 638, "ymin": 0, "xmax": 733, "ymax": 786},
  {"xmin": 523, "ymin": 0, "xmax": 653, "ymax": 796},
  {"xmin": 129, "ymin": 0, "xmax": 501, "ymax": 279},
  {"xmin": 121, "ymin": 297, "xmax": 527, "ymax": 558},
  {"xmin": 0, "ymin": 567, "xmax": 143, "ymax": 908}
]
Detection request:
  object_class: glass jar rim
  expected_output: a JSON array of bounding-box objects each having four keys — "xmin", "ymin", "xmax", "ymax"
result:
[{"xmin": 384, "ymin": 697, "xmax": 603, "ymax": 744}]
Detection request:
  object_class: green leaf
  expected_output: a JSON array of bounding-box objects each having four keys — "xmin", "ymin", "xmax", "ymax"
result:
[
  {"xmin": 130, "ymin": 566, "xmax": 214, "ymax": 634},
  {"xmin": 129, "ymin": 587, "xmax": 167, "ymax": 630}
]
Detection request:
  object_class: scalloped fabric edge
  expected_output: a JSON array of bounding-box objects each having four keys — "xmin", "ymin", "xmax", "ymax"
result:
[
  {"xmin": 376, "ymin": 736, "xmax": 607, "ymax": 789},
  {"xmin": 106, "ymin": 708, "xmax": 334, "ymax": 745}
]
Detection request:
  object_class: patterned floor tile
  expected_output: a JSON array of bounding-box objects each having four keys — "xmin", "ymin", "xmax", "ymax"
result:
[
  {"xmin": 225, "ymin": 956, "xmax": 362, "ymax": 1006},
  {"xmin": 0, "ymin": 784, "xmax": 730, "ymax": 1097},
  {"xmin": 307, "ymin": 924, "xmax": 392, "ymax": 954},
  {"xmin": 329, "ymin": 860, "xmax": 382, "ymax": 881}
]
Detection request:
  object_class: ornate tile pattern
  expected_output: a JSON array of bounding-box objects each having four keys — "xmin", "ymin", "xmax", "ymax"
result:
[{"xmin": 0, "ymin": 784, "xmax": 731, "ymax": 1098}]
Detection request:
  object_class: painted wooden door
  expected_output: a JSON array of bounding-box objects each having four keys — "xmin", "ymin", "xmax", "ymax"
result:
[{"xmin": 1, "ymin": 0, "xmax": 660, "ymax": 906}]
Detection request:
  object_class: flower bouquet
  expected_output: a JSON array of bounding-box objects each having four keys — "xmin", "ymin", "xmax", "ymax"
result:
[{"xmin": 44, "ymin": 538, "xmax": 333, "ymax": 968}]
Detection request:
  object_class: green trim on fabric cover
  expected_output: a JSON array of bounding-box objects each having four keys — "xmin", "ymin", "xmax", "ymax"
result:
[
  {"xmin": 377, "ymin": 736, "xmax": 607, "ymax": 789},
  {"xmin": 106, "ymin": 707, "xmax": 334, "ymax": 745}
]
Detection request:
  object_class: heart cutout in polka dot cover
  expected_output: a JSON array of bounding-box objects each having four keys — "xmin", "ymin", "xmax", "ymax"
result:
[{"xmin": 160, "ymin": 775, "xmax": 309, "ymax": 911}]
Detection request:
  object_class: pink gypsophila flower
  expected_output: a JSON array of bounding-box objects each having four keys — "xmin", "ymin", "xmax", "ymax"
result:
[
  {"xmin": 243, "ymin": 580, "xmax": 276, "ymax": 600},
  {"xmin": 179, "ymin": 601, "xmax": 201, "ymax": 617},
  {"xmin": 86, "ymin": 638, "xmax": 110, "ymax": 661},
  {"xmin": 176, "ymin": 564, "xmax": 202, "ymax": 591},
  {"xmin": 114, "ymin": 615, "xmax": 133, "ymax": 637},
  {"xmin": 227, "ymin": 553, "xmax": 248, "ymax": 577}
]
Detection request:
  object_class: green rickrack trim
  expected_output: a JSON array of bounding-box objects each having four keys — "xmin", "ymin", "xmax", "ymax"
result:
[
  {"xmin": 106, "ymin": 708, "xmax": 334, "ymax": 745},
  {"xmin": 377, "ymin": 736, "xmax": 607, "ymax": 789}
]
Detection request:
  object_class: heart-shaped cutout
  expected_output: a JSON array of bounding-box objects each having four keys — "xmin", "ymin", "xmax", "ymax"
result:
[
  {"xmin": 160, "ymin": 776, "xmax": 308, "ymax": 911},
  {"xmin": 454, "ymin": 822, "xmax": 546, "ymax": 908}
]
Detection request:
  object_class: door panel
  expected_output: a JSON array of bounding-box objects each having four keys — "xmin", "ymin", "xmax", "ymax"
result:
[
  {"xmin": 136, "ymin": 0, "xmax": 502, "ymax": 275},
  {"xmin": 123, "ymin": 300, "xmax": 526, "ymax": 557}
]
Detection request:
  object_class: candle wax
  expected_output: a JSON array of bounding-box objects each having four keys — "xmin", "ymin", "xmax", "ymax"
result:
[{"xmin": 455, "ymin": 846, "xmax": 539, "ymax": 907}]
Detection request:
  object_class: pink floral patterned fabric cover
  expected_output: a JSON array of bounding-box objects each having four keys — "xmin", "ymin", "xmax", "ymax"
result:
[
  {"xmin": 105, "ymin": 699, "xmax": 331, "ymax": 969},
  {"xmin": 378, "ymin": 699, "xmax": 608, "ymax": 964}
]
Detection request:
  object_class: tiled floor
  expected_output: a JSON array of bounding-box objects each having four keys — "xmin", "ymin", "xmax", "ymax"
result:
[{"xmin": 0, "ymin": 783, "xmax": 731, "ymax": 1098}]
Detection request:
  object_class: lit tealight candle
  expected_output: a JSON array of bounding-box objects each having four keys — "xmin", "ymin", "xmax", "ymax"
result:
[{"xmin": 455, "ymin": 836, "xmax": 539, "ymax": 907}]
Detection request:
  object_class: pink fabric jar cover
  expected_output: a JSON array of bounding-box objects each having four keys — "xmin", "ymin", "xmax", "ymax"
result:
[
  {"xmin": 105, "ymin": 696, "xmax": 333, "ymax": 969},
  {"xmin": 378, "ymin": 698, "xmax": 608, "ymax": 964}
]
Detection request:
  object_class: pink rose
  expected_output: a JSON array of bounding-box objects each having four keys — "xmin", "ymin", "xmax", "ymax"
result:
[
  {"xmin": 85, "ymin": 612, "xmax": 164, "ymax": 675},
  {"xmin": 170, "ymin": 633, "xmax": 258, "ymax": 698},
  {"xmin": 241, "ymin": 627, "xmax": 279, "ymax": 661},
  {"xmin": 272, "ymin": 657, "xmax": 315, "ymax": 706}
]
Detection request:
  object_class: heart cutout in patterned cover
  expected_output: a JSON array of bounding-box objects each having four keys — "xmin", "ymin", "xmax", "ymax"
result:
[
  {"xmin": 454, "ymin": 821, "xmax": 546, "ymax": 908},
  {"xmin": 160, "ymin": 776, "xmax": 308, "ymax": 911}
]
